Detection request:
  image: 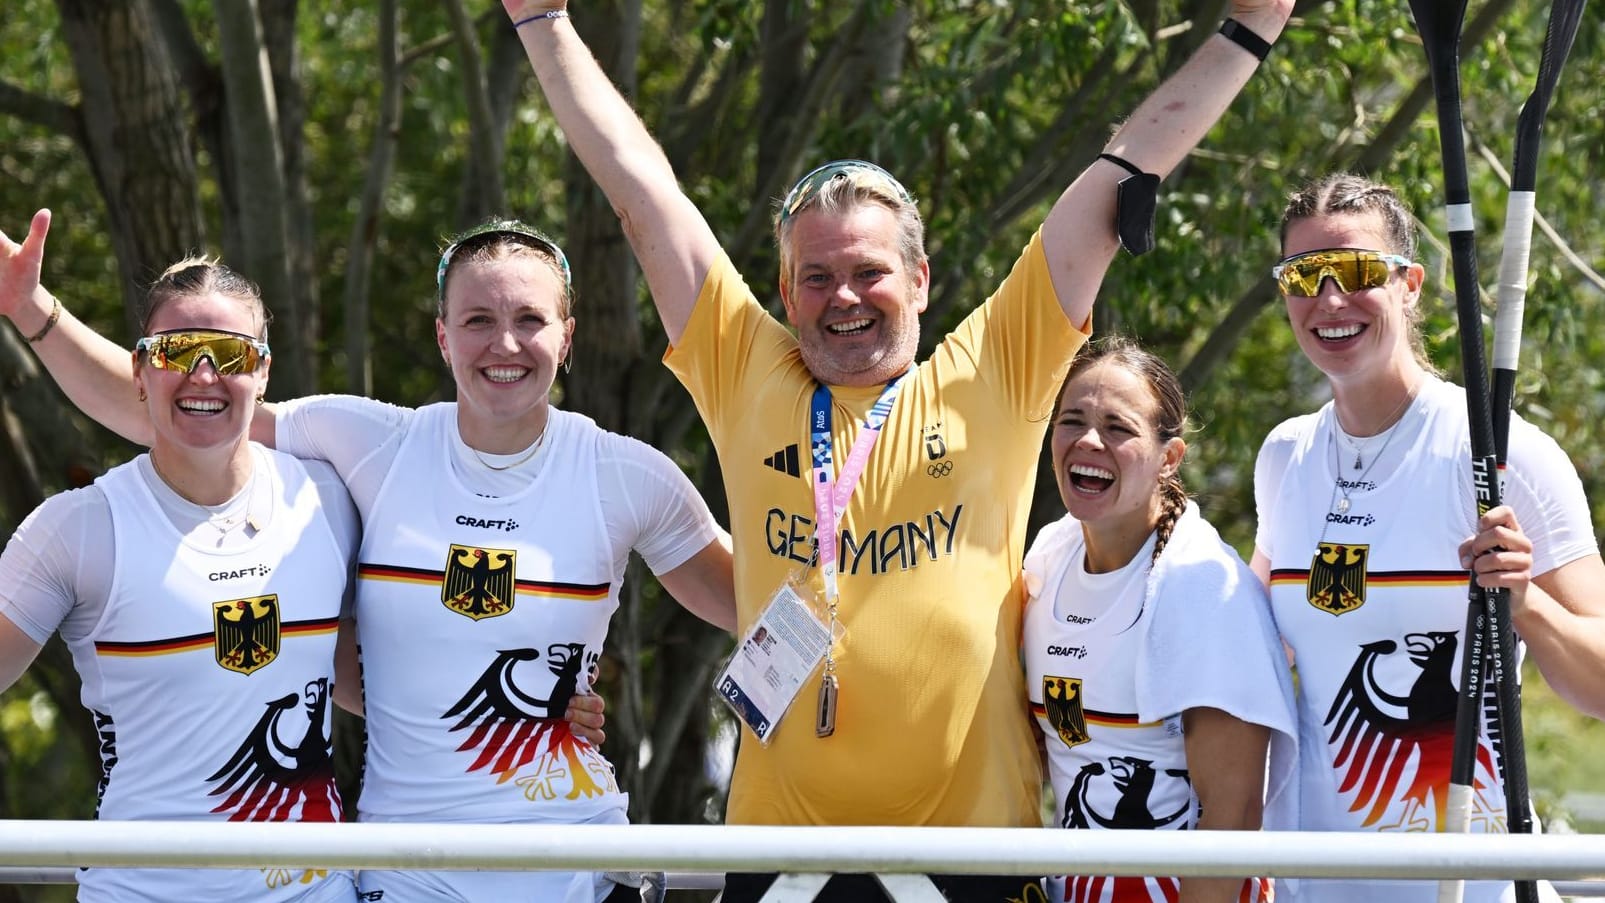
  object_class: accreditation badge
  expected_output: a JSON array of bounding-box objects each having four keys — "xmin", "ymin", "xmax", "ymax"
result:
[{"xmin": 713, "ymin": 573, "xmax": 840, "ymax": 745}]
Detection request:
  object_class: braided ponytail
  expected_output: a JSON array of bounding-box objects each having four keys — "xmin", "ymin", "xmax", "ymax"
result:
[{"xmin": 1150, "ymin": 474, "xmax": 1189, "ymax": 563}]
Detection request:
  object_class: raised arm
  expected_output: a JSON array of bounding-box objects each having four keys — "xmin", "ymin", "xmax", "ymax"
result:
[
  {"xmin": 1, "ymin": 210, "xmax": 154, "ymax": 444},
  {"xmin": 1042, "ymin": 0, "xmax": 1293, "ymax": 328},
  {"xmin": 1, "ymin": 210, "xmax": 280, "ymax": 448},
  {"xmin": 502, "ymin": 2, "xmax": 721, "ymax": 345}
]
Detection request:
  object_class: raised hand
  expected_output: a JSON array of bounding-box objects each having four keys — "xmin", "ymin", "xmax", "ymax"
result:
[
  {"xmin": 500, "ymin": 0, "xmax": 566, "ymax": 21},
  {"xmin": 0, "ymin": 209, "xmax": 51, "ymax": 326}
]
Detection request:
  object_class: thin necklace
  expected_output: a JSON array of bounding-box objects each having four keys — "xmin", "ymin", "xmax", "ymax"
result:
[
  {"xmin": 469, "ymin": 420, "xmax": 549, "ymax": 472},
  {"xmin": 1333, "ymin": 385, "xmax": 1417, "ymax": 471},
  {"xmin": 151, "ymin": 452, "xmax": 261, "ymax": 534},
  {"xmin": 1327, "ymin": 387, "xmax": 1417, "ymax": 515}
]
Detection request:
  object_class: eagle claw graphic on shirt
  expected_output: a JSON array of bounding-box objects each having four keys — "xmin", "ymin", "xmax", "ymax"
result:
[
  {"xmin": 1324, "ymin": 630, "xmax": 1503, "ymax": 832},
  {"xmin": 443, "ymin": 642, "xmax": 617, "ymax": 800},
  {"xmin": 206, "ymin": 677, "xmax": 341, "ymax": 822}
]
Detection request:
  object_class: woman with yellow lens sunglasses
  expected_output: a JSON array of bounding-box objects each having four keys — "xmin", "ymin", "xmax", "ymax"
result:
[
  {"xmin": 1250, "ymin": 173, "xmax": 1605, "ymax": 903},
  {"xmin": 0, "ymin": 211, "xmax": 735, "ymax": 903},
  {"xmin": 0, "ymin": 255, "xmax": 361, "ymax": 902}
]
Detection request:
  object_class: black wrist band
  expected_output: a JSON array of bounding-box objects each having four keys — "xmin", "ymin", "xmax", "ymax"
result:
[{"xmin": 1218, "ymin": 18, "xmax": 1272, "ymax": 62}]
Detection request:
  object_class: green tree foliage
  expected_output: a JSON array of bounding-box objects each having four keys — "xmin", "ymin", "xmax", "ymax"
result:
[{"xmin": 1, "ymin": 1, "xmax": 1601, "ymax": 878}]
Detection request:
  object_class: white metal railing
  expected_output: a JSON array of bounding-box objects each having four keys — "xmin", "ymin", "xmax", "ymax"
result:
[{"xmin": 1, "ymin": 821, "xmax": 1604, "ymax": 882}]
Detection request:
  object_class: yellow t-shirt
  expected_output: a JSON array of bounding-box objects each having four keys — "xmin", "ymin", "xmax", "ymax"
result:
[{"xmin": 665, "ymin": 230, "xmax": 1085, "ymax": 826}]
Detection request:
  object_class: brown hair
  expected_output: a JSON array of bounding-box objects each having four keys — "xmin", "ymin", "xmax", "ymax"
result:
[
  {"xmin": 141, "ymin": 256, "xmax": 270, "ymax": 340},
  {"xmin": 1280, "ymin": 172, "xmax": 1437, "ymax": 373},
  {"xmin": 1062, "ymin": 335, "xmax": 1189, "ymax": 563}
]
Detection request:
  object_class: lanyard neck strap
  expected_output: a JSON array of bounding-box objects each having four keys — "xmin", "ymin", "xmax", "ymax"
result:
[{"xmin": 809, "ymin": 374, "xmax": 906, "ymax": 603}]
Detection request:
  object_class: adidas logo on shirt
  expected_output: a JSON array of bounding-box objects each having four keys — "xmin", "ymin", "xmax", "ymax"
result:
[{"xmin": 762, "ymin": 444, "xmax": 800, "ymax": 477}]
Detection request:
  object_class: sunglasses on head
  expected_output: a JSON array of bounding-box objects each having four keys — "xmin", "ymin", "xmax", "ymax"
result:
[
  {"xmin": 436, "ymin": 221, "xmax": 572, "ymax": 300},
  {"xmin": 778, "ymin": 159, "xmax": 914, "ymax": 225},
  {"xmin": 135, "ymin": 330, "xmax": 271, "ymax": 376},
  {"xmin": 1271, "ymin": 248, "xmax": 1413, "ymax": 298}
]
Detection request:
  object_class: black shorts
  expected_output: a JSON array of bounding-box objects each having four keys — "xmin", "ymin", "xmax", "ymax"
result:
[{"xmin": 720, "ymin": 872, "xmax": 1046, "ymax": 902}]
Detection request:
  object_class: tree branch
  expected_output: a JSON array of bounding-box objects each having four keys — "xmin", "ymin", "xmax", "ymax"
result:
[
  {"xmin": 727, "ymin": 0, "xmax": 878, "ymax": 269},
  {"xmin": 0, "ymin": 80, "xmax": 81, "ymax": 141},
  {"xmin": 342, "ymin": 0, "xmax": 403, "ymax": 396},
  {"xmin": 445, "ymin": 0, "xmax": 505, "ymax": 222},
  {"xmin": 1472, "ymin": 135, "xmax": 1605, "ymax": 295}
]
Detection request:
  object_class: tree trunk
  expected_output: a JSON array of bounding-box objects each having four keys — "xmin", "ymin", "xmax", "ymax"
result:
[
  {"xmin": 211, "ymin": 0, "xmax": 308, "ymax": 397},
  {"xmin": 56, "ymin": 0, "xmax": 203, "ymax": 335},
  {"xmin": 564, "ymin": 6, "xmax": 644, "ymax": 436},
  {"xmin": 448, "ymin": 0, "xmax": 507, "ymax": 225},
  {"xmin": 261, "ymin": 0, "xmax": 320, "ymax": 385}
]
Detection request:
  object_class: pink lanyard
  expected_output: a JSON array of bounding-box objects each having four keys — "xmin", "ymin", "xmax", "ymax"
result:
[{"xmin": 808, "ymin": 375, "xmax": 906, "ymax": 602}]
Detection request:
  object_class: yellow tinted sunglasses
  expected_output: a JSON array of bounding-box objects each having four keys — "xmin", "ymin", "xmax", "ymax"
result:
[
  {"xmin": 1272, "ymin": 248, "xmax": 1412, "ymax": 298},
  {"xmin": 135, "ymin": 330, "xmax": 271, "ymax": 375}
]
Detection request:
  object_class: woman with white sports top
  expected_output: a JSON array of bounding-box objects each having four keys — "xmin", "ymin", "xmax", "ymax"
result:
[
  {"xmin": 1253, "ymin": 173, "xmax": 1605, "ymax": 903},
  {"xmin": 0, "ymin": 212, "xmax": 736, "ymax": 903},
  {"xmin": 1023, "ymin": 336, "xmax": 1295, "ymax": 903},
  {"xmin": 0, "ymin": 259, "xmax": 360, "ymax": 902}
]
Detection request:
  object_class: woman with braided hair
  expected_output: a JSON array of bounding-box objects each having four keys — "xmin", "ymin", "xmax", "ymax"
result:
[{"xmin": 1023, "ymin": 336, "xmax": 1295, "ymax": 903}]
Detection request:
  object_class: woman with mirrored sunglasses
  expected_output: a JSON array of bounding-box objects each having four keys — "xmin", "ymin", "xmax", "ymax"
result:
[
  {"xmin": 0, "ymin": 256, "xmax": 361, "ymax": 902},
  {"xmin": 0, "ymin": 211, "xmax": 735, "ymax": 903},
  {"xmin": 1250, "ymin": 172, "xmax": 1605, "ymax": 903}
]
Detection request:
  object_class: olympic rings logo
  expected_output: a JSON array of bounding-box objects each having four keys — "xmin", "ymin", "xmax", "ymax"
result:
[{"xmin": 927, "ymin": 460, "xmax": 954, "ymax": 478}]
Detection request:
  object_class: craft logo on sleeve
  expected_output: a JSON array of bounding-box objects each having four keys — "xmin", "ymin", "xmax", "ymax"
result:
[
  {"xmin": 213, "ymin": 595, "xmax": 281, "ymax": 675},
  {"xmin": 1043, "ymin": 675, "xmax": 1090, "ymax": 748},
  {"xmin": 442, "ymin": 544, "xmax": 517, "ymax": 620},
  {"xmin": 1307, "ymin": 541, "xmax": 1368, "ymax": 615}
]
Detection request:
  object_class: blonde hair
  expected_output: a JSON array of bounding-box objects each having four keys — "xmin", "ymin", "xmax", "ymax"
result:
[{"xmin": 142, "ymin": 256, "xmax": 270, "ymax": 340}]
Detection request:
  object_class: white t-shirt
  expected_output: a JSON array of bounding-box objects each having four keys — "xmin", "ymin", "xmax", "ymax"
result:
[
  {"xmin": 275, "ymin": 394, "xmax": 715, "ymax": 578},
  {"xmin": 0, "ymin": 447, "xmax": 359, "ymax": 903},
  {"xmin": 275, "ymin": 397, "xmax": 717, "ymax": 826},
  {"xmin": 1254, "ymin": 376, "xmax": 1594, "ymax": 903}
]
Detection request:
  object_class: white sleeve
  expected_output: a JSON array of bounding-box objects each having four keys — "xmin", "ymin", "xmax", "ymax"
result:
[
  {"xmin": 596, "ymin": 433, "xmax": 720, "ymax": 577},
  {"xmin": 0, "ymin": 487, "xmax": 115, "ymax": 644},
  {"xmin": 275, "ymin": 394, "xmax": 412, "ymax": 519},
  {"xmin": 1503, "ymin": 416, "xmax": 1598, "ymax": 577},
  {"xmin": 1252, "ymin": 420, "xmax": 1300, "ymax": 559},
  {"xmin": 302, "ymin": 460, "xmax": 362, "ymax": 619}
]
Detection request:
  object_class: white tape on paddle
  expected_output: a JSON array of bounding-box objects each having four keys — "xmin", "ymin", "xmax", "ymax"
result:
[{"xmin": 1493, "ymin": 192, "xmax": 1537, "ymax": 371}]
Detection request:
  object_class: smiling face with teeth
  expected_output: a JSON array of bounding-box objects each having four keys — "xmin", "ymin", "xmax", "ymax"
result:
[
  {"xmin": 135, "ymin": 291, "xmax": 270, "ymax": 468},
  {"xmin": 779, "ymin": 203, "xmax": 930, "ymax": 387},
  {"xmin": 436, "ymin": 256, "xmax": 574, "ymax": 454},
  {"xmin": 1051, "ymin": 359, "xmax": 1186, "ymax": 573},
  {"xmin": 1280, "ymin": 211, "xmax": 1425, "ymax": 391}
]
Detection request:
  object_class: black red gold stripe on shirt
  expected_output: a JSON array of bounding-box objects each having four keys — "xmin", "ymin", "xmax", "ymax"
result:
[
  {"xmin": 1268, "ymin": 568, "xmax": 1466, "ymax": 588},
  {"xmin": 357, "ymin": 563, "xmax": 609, "ymax": 602},
  {"xmin": 1030, "ymin": 702, "xmax": 1162, "ymax": 729},
  {"xmin": 95, "ymin": 616, "xmax": 340, "ymax": 657}
]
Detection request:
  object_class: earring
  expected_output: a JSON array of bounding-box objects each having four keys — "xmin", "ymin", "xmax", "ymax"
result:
[
  {"xmin": 562, "ymin": 354, "xmax": 572, "ymax": 375},
  {"xmin": 255, "ymin": 394, "xmax": 265, "ymax": 405}
]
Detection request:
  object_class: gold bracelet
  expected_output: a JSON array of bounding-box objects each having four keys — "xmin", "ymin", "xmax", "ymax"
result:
[{"xmin": 26, "ymin": 294, "xmax": 61, "ymax": 343}]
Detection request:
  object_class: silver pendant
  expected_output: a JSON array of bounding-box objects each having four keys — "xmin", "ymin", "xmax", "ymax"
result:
[
  {"xmin": 816, "ymin": 673, "xmax": 838, "ymax": 737},
  {"xmin": 1335, "ymin": 496, "xmax": 1351, "ymax": 515}
]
